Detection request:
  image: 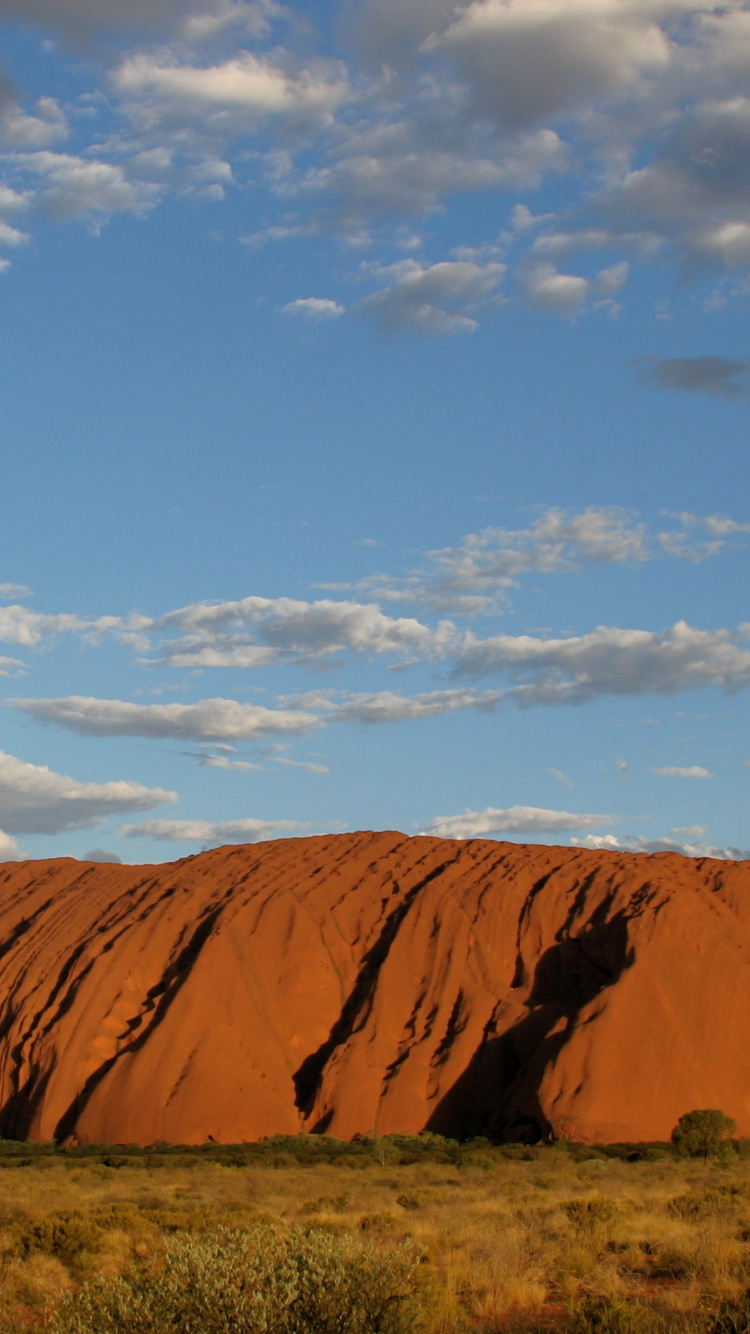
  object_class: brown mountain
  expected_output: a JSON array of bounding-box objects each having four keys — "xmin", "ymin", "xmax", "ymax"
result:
[{"xmin": 0, "ymin": 831, "xmax": 747, "ymax": 1145}]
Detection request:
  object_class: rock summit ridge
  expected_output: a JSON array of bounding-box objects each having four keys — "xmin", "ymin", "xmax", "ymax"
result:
[{"xmin": 0, "ymin": 830, "xmax": 747, "ymax": 1144}]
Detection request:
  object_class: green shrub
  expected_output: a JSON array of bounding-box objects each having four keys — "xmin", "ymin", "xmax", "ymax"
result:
[
  {"xmin": 14, "ymin": 1213, "xmax": 101, "ymax": 1265},
  {"xmin": 52, "ymin": 1224, "xmax": 425, "ymax": 1334},
  {"xmin": 672, "ymin": 1111, "xmax": 737, "ymax": 1162}
]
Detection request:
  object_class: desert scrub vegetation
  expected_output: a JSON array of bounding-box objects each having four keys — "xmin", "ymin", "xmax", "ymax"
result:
[{"xmin": 1, "ymin": 1136, "xmax": 750, "ymax": 1332}]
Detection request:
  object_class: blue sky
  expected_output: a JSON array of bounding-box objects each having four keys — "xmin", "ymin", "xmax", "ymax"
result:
[{"xmin": 0, "ymin": 0, "xmax": 749, "ymax": 863}]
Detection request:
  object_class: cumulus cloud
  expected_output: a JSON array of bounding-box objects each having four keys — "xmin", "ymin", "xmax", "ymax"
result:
[
  {"xmin": 16, "ymin": 152, "xmax": 160, "ymax": 227},
  {"xmin": 521, "ymin": 262, "xmax": 589, "ymax": 314},
  {"xmin": 3, "ymin": 0, "xmax": 750, "ymax": 305},
  {"xmin": 282, "ymin": 297, "xmax": 345, "ymax": 321},
  {"xmin": 356, "ymin": 258, "xmax": 506, "ymax": 334},
  {"xmin": 454, "ymin": 620, "xmax": 750, "ymax": 703},
  {"xmin": 422, "ymin": 0, "xmax": 678, "ymax": 129},
  {"xmin": 327, "ymin": 687, "xmax": 503, "ymax": 723},
  {"xmin": 349, "ymin": 505, "xmax": 720, "ymax": 614},
  {"xmin": 634, "ymin": 355, "xmax": 750, "ymax": 400},
  {"xmin": 112, "ymin": 51, "xmax": 349, "ymax": 134},
  {"xmin": 153, "ymin": 594, "xmax": 450, "ymax": 665},
  {"xmin": 82, "ymin": 848, "xmax": 123, "ymax": 863},
  {"xmin": 293, "ymin": 124, "xmax": 567, "ymax": 233},
  {"xmin": 572, "ymin": 832, "xmax": 750, "ymax": 860},
  {"xmin": 0, "ymin": 97, "xmax": 67, "ymax": 149},
  {"xmin": 119, "ymin": 816, "xmax": 311, "ymax": 844},
  {"xmin": 0, "ymin": 830, "xmax": 22, "ymax": 860},
  {"xmin": 9, "ymin": 696, "xmax": 321, "ymax": 740},
  {"xmin": 654, "ymin": 764, "xmax": 715, "ymax": 777},
  {"xmin": 0, "ymin": 604, "xmax": 88, "ymax": 645},
  {"xmin": 0, "ymin": 751, "xmax": 176, "ymax": 834},
  {"xmin": 422, "ymin": 804, "xmax": 613, "ymax": 839}
]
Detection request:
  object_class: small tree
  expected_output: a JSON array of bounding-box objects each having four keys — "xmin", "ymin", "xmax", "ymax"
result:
[{"xmin": 671, "ymin": 1109, "xmax": 736, "ymax": 1162}]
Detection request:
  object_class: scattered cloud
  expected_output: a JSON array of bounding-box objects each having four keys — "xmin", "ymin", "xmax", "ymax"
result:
[
  {"xmin": 0, "ymin": 657, "xmax": 25, "ymax": 677},
  {"xmin": 572, "ymin": 832, "xmax": 750, "ymax": 860},
  {"xmin": 0, "ymin": 97, "xmax": 67, "ymax": 149},
  {"xmin": 0, "ymin": 583, "xmax": 32, "ymax": 600},
  {"xmin": 670, "ymin": 824, "xmax": 707, "ymax": 837},
  {"xmin": 153, "ymin": 594, "xmax": 448, "ymax": 666},
  {"xmin": 112, "ymin": 50, "xmax": 349, "ymax": 134},
  {"xmin": 356, "ymin": 258, "xmax": 506, "ymax": 335},
  {"xmin": 654, "ymin": 764, "xmax": 715, "ymax": 777},
  {"xmin": 634, "ymin": 356, "xmax": 750, "ymax": 400},
  {"xmin": 0, "ymin": 750, "xmax": 176, "ymax": 834},
  {"xmin": 326, "ymin": 687, "xmax": 502, "ymax": 724},
  {"xmin": 549, "ymin": 767, "xmax": 574, "ymax": 789},
  {"xmin": 353, "ymin": 506, "xmax": 652, "ymax": 614},
  {"xmin": 15, "ymin": 152, "xmax": 161, "ymax": 228},
  {"xmin": 454, "ymin": 620, "xmax": 750, "ymax": 704},
  {"xmin": 283, "ymin": 297, "xmax": 345, "ymax": 321},
  {"xmin": 119, "ymin": 816, "xmax": 312, "ymax": 844},
  {"xmin": 3, "ymin": 0, "xmax": 750, "ymax": 310},
  {"xmin": 9, "ymin": 696, "xmax": 321, "ymax": 740},
  {"xmin": 421, "ymin": 0, "xmax": 676, "ymax": 129},
  {"xmin": 421, "ymin": 804, "xmax": 613, "ymax": 839}
]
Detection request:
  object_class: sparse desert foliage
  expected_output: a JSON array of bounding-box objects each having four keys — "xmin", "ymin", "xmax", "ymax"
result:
[{"xmin": 0, "ymin": 1136, "xmax": 749, "ymax": 1334}]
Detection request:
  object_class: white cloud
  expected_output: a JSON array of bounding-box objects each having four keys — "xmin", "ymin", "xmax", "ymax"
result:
[
  {"xmin": 359, "ymin": 506, "xmax": 651, "ymax": 613},
  {"xmin": 199, "ymin": 754, "xmax": 263, "ymax": 771},
  {"xmin": 119, "ymin": 816, "xmax": 311, "ymax": 844},
  {"xmin": 670, "ymin": 824, "xmax": 707, "ymax": 837},
  {"xmin": 154, "ymin": 594, "xmax": 450, "ymax": 665},
  {"xmin": 423, "ymin": 0, "xmax": 677, "ymax": 128},
  {"xmin": 283, "ymin": 297, "xmax": 345, "ymax": 321},
  {"xmin": 0, "ymin": 221, "xmax": 28, "ymax": 248},
  {"xmin": 0, "ymin": 829, "xmax": 22, "ymax": 860},
  {"xmin": 9, "ymin": 695, "xmax": 321, "ymax": 740},
  {"xmin": 572, "ymin": 832, "xmax": 750, "ymax": 860},
  {"xmin": 112, "ymin": 51, "xmax": 349, "ymax": 133},
  {"xmin": 654, "ymin": 764, "xmax": 715, "ymax": 777},
  {"xmin": 356, "ymin": 258, "xmax": 506, "ymax": 334},
  {"xmin": 294, "ymin": 126, "xmax": 567, "ymax": 232},
  {"xmin": 0, "ymin": 750, "xmax": 176, "ymax": 834},
  {"xmin": 0, "ymin": 584, "xmax": 32, "ymax": 600},
  {"xmin": 328, "ymin": 687, "xmax": 502, "ymax": 723},
  {"xmin": 0, "ymin": 97, "xmax": 67, "ymax": 148},
  {"xmin": 454, "ymin": 620, "xmax": 750, "ymax": 703},
  {"xmin": 0, "ymin": 657, "xmax": 25, "ymax": 676},
  {"xmin": 17, "ymin": 152, "xmax": 161, "ymax": 227},
  {"xmin": 422, "ymin": 804, "xmax": 613, "ymax": 839},
  {"xmin": 0, "ymin": 603, "xmax": 141, "ymax": 648},
  {"xmin": 183, "ymin": 2, "xmax": 281, "ymax": 42},
  {"xmin": 521, "ymin": 261, "xmax": 589, "ymax": 314}
]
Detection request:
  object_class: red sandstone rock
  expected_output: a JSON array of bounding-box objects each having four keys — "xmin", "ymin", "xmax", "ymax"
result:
[{"xmin": 0, "ymin": 831, "xmax": 746, "ymax": 1145}]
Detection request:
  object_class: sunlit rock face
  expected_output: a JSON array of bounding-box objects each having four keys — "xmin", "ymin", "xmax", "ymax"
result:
[{"xmin": 0, "ymin": 831, "xmax": 747, "ymax": 1146}]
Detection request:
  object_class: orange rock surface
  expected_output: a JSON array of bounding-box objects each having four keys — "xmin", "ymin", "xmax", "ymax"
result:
[{"xmin": 0, "ymin": 831, "xmax": 747, "ymax": 1145}]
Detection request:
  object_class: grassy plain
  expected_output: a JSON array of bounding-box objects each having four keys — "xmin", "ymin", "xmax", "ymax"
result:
[{"xmin": 0, "ymin": 1137, "xmax": 748, "ymax": 1333}]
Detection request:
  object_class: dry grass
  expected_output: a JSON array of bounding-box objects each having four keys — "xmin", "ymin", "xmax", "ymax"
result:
[{"xmin": 0, "ymin": 1149, "xmax": 749, "ymax": 1332}]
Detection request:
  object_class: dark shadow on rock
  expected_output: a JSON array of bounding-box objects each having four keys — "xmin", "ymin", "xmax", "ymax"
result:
[{"xmin": 425, "ymin": 914, "xmax": 633, "ymax": 1143}]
